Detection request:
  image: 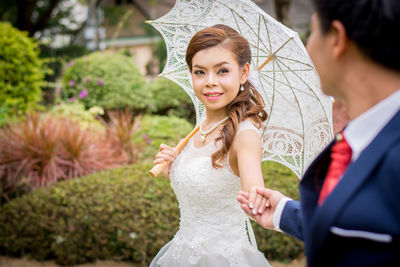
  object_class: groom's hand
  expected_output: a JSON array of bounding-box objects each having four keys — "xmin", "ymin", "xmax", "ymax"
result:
[{"xmin": 237, "ymin": 186, "xmax": 286, "ymax": 230}]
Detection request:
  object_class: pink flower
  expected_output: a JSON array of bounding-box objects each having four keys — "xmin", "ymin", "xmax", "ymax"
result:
[
  {"xmin": 66, "ymin": 61, "xmax": 75, "ymax": 67},
  {"xmin": 78, "ymin": 89, "xmax": 88, "ymax": 99},
  {"xmin": 146, "ymin": 139, "xmax": 152, "ymax": 144},
  {"xmin": 69, "ymin": 97, "xmax": 75, "ymax": 102},
  {"xmin": 69, "ymin": 80, "xmax": 76, "ymax": 87},
  {"xmin": 83, "ymin": 77, "xmax": 90, "ymax": 83},
  {"xmin": 97, "ymin": 80, "xmax": 104, "ymax": 86},
  {"xmin": 142, "ymin": 133, "xmax": 148, "ymax": 139}
]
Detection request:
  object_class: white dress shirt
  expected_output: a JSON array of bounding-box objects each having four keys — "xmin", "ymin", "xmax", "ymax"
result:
[{"xmin": 272, "ymin": 89, "xmax": 400, "ymax": 231}]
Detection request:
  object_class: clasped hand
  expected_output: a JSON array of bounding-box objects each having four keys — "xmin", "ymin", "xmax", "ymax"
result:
[
  {"xmin": 154, "ymin": 144, "xmax": 178, "ymax": 178},
  {"xmin": 237, "ymin": 186, "xmax": 286, "ymax": 230}
]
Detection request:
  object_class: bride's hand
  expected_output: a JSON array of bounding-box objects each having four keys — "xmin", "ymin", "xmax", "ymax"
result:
[
  {"xmin": 237, "ymin": 187, "xmax": 285, "ymax": 230},
  {"xmin": 153, "ymin": 144, "xmax": 178, "ymax": 179},
  {"xmin": 237, "ymin": 190, "xmax": 268, "ymax": 217}
]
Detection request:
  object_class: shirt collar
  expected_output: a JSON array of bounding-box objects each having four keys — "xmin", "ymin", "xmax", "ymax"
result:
[{"xmin": 344, "ymin": 89, "xmax": 400, "ymax": 161}]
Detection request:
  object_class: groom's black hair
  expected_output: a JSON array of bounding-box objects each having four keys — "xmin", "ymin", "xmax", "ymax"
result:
[{"xmin": 311, "ymin": 0, "xmax": 400, "ymax": 71}]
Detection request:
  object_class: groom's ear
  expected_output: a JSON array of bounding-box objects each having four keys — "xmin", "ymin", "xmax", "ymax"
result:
[
  {"xmin": 330, "ymin": 20, "xmax": 348, "ymax": 60},
  {"xmin": 240, "ymin": 63, "xmax": 250, "ymax": 84}
]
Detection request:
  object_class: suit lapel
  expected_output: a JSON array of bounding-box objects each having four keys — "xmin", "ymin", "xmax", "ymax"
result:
[
  {"xmin": 308, "ymin": 110, "xmax": 400, "ymax": 260},
  {"xmin": 300, "ymin": 141, "xmax": 333, "ymax": 216}
]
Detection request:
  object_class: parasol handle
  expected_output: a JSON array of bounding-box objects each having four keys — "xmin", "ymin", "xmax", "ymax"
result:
[{"xmin": 149, "ymin": 125, "xmax": 200, "ymax": 178}]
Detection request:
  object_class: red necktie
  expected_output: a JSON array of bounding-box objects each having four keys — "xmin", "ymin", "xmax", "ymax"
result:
[{"xmin": 318, "ymin": 132, "xmax": 352, "ymax": 205}]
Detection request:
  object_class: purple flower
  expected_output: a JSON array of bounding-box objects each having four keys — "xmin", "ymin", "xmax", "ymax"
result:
[
  {"xmin": 145, "ymin": 139, "xmax": 152, "ymax": 144},
  {"xmin": 142, "ymin": 133, "xmax": 148, "ymax": 139},
  {"xmin": 69, "ymin": 80, "xmax": 76, "ymax": 87},
  {"xmin": 83, "ymin": 77, "xmax": 90, "ymax": 83},
  {"xmin": 78, "ymin": 89, "xmax": 88, "ymax": 99},
  {"xmin": 97, "ymin": 79, "xmax": 104, "ymax": 86},
  {"xmin": 69, "ymin": 97, "xmax": 75, "ymax": 102}
]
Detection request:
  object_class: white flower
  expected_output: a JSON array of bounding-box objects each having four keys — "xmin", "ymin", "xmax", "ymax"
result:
[
  {"xmin": 55, "ymin": 235, "xmax": 65, "ymax": 244},
  {"xmin": 88, "ymin": 106, "xmax": 104, "ymax": 115},
  {"xmin": 129, "ymin": 232, "xmax": 137, "ymax": 239}
]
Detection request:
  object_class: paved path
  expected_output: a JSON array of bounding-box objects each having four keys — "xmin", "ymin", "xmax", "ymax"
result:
[{"xmin": 0, "ymin": 255, "xmax": 306, "ymax": 267}]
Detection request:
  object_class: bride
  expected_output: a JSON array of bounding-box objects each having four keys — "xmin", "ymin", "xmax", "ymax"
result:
[{"xmin": 150, "ymin": 24, "xmax": 271, "ymax": 267}]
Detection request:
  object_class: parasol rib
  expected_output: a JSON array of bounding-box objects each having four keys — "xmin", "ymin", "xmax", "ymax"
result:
[{"xmin": 257, "ymin": 37, "xmax": 293, "ymax": 71}]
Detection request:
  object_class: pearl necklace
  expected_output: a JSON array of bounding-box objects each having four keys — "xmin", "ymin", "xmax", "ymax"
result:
[{"xmin": 199, "ymin": 116, "xmax": 229, "ymax": 142}]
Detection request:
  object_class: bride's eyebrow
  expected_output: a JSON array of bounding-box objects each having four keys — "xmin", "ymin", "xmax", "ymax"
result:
[{"xmin": 193, "ymin": 61, "xmax": 230, "ymax": 69}]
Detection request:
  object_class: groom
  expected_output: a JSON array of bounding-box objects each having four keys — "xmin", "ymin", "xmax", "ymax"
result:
[{"xmin": 238, "ymin": 0, "xmax": 400, "ymax": 266}]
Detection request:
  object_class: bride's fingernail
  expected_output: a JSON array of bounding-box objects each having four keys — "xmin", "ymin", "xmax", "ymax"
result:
[
  {"xmin": 258, "ymin": 209, "xmax": 262, "ymax": 213},
  {"xmin": 252, "ymin": 209, "xmax": 257, "ymax": 215},
  {"xmin": 249, "ymin": 203, "xmax": 254, "ymax": 209}
]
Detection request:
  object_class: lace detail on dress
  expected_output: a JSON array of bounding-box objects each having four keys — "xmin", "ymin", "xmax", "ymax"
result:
[
  {"xmin": 236, "ymin": 120, "xmax": 262, "ymax": 137},
  {"xmin": 150, "ymin": 121, "xmax": 270, "ymax": 267}
]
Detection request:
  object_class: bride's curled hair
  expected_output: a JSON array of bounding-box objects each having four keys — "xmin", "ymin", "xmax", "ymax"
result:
[{"xmin": 186, "ymin": 24, "xmax": 268, "ymax": 168}]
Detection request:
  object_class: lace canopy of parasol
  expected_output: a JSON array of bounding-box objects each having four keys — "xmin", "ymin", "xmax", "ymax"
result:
[{"xmin": 147, "ymin": 0, "xmax": 333, "ymax": 178}]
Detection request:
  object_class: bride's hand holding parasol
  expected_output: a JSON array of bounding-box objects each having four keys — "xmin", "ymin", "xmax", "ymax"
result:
[{"xmin": 149, "ymin": 125, "xmax": 200, "ymax": 178}]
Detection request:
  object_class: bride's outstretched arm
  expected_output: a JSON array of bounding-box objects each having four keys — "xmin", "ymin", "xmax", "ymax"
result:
[{"xmin": 231, "ymin": 129, "xmax": 268, "ymax": 215}]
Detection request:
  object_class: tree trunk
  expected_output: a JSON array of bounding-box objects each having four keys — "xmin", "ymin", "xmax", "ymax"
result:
[{"xmin": 274, "ymin": 0, "xmax": 292, "ymax": 27}]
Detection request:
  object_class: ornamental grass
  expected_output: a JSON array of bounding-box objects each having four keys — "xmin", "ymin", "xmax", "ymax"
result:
[
  {"xmin": 0, "ymin": 111, "xmax": 140, "ymax": 203},
  {"xmin": 103, "ymin": 110, "xmax": 142, "ymax": 164}
]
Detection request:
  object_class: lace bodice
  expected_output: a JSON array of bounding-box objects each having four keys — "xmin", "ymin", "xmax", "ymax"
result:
[{"xmin": 155, "ymin": 121, "xmax": 270, "ymax": 266}]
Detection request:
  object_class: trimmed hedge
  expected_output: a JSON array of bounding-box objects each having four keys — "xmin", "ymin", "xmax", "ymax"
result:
[
  {"xmin": 133, "ymin": 114, "xmax": 194, "ymax": 162},
  {"xmin": 148, "ymin": 77, "xmax": 195, "ymax": 123},
  {"xmin": 0, "ymin": 162, "xmax": 302, "ymax": 265},
  {"xmin": 61, "ymin": 51, "xmax": 150, "ymax": 111},
  {"xmin": 0, "ymin": 163, "xmax": 178, "ymax": 266}
]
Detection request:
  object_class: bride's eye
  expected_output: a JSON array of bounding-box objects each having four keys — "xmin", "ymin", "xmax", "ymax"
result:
[
  {"xmin": 193, "ymin": 70, "xmax": 205, "ymax": 75},
  {"xmin": 217, "ymin": 68, "xmax": 229, "ymax": 74}
]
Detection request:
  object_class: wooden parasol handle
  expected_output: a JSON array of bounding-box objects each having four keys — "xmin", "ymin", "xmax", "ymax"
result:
[{"xmin": 149, "ymin": 125, "xmax": 200, "ymax": 178}]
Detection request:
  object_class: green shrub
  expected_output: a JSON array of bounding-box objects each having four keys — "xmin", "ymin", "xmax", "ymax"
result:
[
  {"xmin": 0, "ymin": 163, "xmax": 179, "ymax": 266},
  {"xmin": 61, "ymin": 51, "xmax": 150, "ymax": 111},
  {"xmin": 0, "ymin": 162, "xmax": 303, "ymax": 266},
  {"xmin": 148, "ymin": 77, "xmax": 195, "ymax": 123},
  {"xmin": 50, "ymin": 102, "xmax": 104, "ymax": 130},
  {"xmin": 0, "ymin": 22, "xmax": 47, "ymax": 126},
  {"xmin": 133, "ymin": 114, "xmax": 194, "ymax": 162}
]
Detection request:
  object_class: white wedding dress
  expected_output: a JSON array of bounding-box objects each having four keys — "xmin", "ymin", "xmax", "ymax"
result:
[{"xmin": 150, "ymin": 121, "xmax": 271, "ymax": 267}]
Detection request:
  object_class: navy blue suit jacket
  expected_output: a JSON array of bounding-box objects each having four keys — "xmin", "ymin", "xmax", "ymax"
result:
[{"xmin": 280, "ymin": 110, "xmax": 400, "ymax": 266}]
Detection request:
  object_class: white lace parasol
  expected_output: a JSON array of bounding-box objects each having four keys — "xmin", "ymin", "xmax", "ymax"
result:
[{"xmin": 147, "ymin": 0, "xmax": 333, "ymax": 178}]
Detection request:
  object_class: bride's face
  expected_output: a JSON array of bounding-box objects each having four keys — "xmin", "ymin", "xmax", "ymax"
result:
[{"xmin": 190, "ymin": 45, "xmax": 249, "ymax": 113}]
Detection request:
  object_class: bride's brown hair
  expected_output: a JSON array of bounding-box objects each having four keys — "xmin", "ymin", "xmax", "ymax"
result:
[{"xmin": 186, "ymin": 24, "xmax": 267, "ymax": 168}]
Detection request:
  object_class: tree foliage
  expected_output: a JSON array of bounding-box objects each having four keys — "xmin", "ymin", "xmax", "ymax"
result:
[{"xmin": 0, "ymin": 0, "xmax": 88, "ymax": 38}]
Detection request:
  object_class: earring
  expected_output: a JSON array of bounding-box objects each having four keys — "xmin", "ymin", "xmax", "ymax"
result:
[{"xmin": 240, "ymin": 85, "xmax": 244, "ymax": 91}]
